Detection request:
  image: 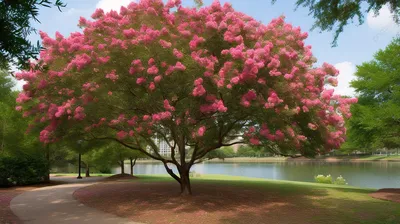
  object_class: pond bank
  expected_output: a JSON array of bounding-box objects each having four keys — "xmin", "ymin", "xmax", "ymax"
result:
[{"xmin": 135, "ymin": 155, "xmax": 400, "ymax": 164}]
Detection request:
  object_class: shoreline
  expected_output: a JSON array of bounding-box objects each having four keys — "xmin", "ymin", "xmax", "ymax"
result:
[{"xmin": 135, "ymin": 156, "xmax": 400, "ymax": 163}]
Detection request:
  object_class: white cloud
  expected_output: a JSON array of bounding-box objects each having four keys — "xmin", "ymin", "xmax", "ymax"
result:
[
  {"xmin": 367, "ymin": 4, "xmax": 400, "ymax": 33},
  {"xmin": 333, "ymin": 61, "xmax": 356, "ymax": 97},
  {"xmin": 96, "ymin": 0, "xmax": 135, "ymax": 13}
]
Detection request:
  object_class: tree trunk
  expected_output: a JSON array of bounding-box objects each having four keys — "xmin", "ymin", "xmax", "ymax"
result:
[
  {"xmin": 120, "ymin": 161, "xmax": 124, "ymax": 174},
  {"xmin": 130, "ymin": 157, "xmax": 137, "ymax": 176},
  {"xmin": 85, "ymin": 163, "xmax": 90, "ymax": 177},
  {"xmin": 130, "ymin": 159, "xmax": 133, "ymax": 175},
  {"xmin": 179, "ymin": 166, "xmax": 192, "ymax": 195},
  {"xmin": 44, "ymin": 144, "xmax": 50, "ymax": 183}
]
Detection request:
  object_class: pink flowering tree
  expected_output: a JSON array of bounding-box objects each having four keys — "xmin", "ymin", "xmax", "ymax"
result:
[{"xmin": 16, "ymin": 0, "xmax": 357, "ymax": 194}]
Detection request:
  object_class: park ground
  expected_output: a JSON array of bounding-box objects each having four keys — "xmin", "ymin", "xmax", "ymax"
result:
[
  {"xmin": 0, "ymin": 182, "xmax": 60, "ymax": 224},
  {"xmin": 73, "ymin": 175, "xmax": 400, "ymax": 224},
  {"xmin": 1, "ymin": 174, "xmax": 400, "ymax": 224}
]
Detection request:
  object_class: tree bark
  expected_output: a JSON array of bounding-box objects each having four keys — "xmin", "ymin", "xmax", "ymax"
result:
[
  {"xmin": 120, "ymin": 161, "xmax": 125, "ymax": 174},
  {"xmin": 179, "ymin": 168, "xmax": 192, "ymax": 195},
  {"xmin": 85, "ymin": 163, "xmax": 90, "ymax": 177},
  {"xmin": 44, "ymin": 144, "xmax": 50, "ymax": 183},
  {"xmin": 130, "ymin": 157, "xmax": 137, "ymax": 176}
]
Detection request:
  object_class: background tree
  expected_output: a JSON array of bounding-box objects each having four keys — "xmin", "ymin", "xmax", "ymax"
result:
[
  {"xmin": 17, "ymin": 0, "xmax": 356, "ymax": 194},
  {"xmin": 205, "ymin": 146, "xmax": 235, "ymax": 160},
  {"xmin": 0, "ymin": 70, "xmax": 49, "ymax": 186},
  {"xmin": 0, "ymin": 0, "xmax": 65, "ymax": 70},
  {"xmin": 272, "ymin": 0, "xmax": 400, "ymax": 46},
  {"xmin": 348, "ymin": 38, "xmax": 400, "ymax": 151}
]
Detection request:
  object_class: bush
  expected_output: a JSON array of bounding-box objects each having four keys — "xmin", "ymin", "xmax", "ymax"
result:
[
  {"xmin": 0, "ymin": 154, "xmax": 49, "ymax": 187},
  {"xmin": 314, "ymin": 174, "xmax": 333, "ymax": 184},
  {"xmin": 334, "ymin": 175, "xmax": 348, "ymax": 185},
  {"xmin": 189, "ymin": 171, "xmax": 202, "ymax": 178},
  {"xmin": 314, "ymin": 174, "xmax": 348, "ymax": 185}
]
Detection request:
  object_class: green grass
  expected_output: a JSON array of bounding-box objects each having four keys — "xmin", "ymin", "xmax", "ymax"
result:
[
  {"xmin": 50, "ymin": 173, "xmax": 114, "ymax": 177},
  {"xmin": 356, "ymin": 155, "xmax": 400, "ymax": 161},
  {"xmin": 128, "ymin": 174, "xmax": 400, "ymax": 224}
]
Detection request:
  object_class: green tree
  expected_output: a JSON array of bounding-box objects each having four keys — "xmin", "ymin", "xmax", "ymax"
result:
[
  {"xmin": 0, "ymin": 0, "xmax": 65, "ymax": 69},
  {"xmin": 348, "ymin": 38, "xmax": 400, "ymax": 150},
  {"xmin": 272, "ymin": 0, "xmax": 400, "ymax": 46}
]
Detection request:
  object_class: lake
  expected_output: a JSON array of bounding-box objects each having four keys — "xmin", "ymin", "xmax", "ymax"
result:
[{"xmin": 112, "ymin": 161, "xmax": 400, "ymax": 189}]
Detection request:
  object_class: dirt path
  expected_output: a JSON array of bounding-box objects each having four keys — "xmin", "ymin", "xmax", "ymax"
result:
[
  {"xmin": 9, "ymin": 176, "xmax": 140, "ymax": 224},
  {"xmin": 370, "ymin": 189, "xmax": 400, "ymax": 203}
]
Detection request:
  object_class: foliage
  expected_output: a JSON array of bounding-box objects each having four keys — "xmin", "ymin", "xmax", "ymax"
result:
[
  {"xmin": 348, "ymin": 38, "xmax": 400, "ymax": 150},
  {"xmin": 0, "ymin": 0, "xmax": 66, "ymax": 70},
  {"xmin": 205, "ymin": 146, "xmax": 235, "ymax": 160},
  {"xmin": 334, "ymin": 175, "xmax": 347, "ymax": 185},
  {"xmin": 314, "ymin": 174, "xmax": 333, "ymax": 184},
  {"xmin": 272, "ymin": 0, "xmax": 400, "ymax": 46},
  {"xmin": 314, "ymin": 174, "xmax": 348, "ymax": 185},
  {"xmin": 0, "ymin": 154, "xmax": 48, "ymax": 187},
  {"xmin": 16, "ymin": 0, "xmax": 356, "ymax": 193},
  {"xmin": 0, "ymin": 71, "xmax": 14, "ymax": 101}
]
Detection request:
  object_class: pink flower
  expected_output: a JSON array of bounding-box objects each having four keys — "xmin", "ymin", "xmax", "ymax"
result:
[
  {"xmin": 117, "ymin": 131, "xmax": 128, "ymax": 140},
  {"xmin": 328, "ymin": 77, "xmax": 338, "ymax": 87},
  {"xmin": 108, "ymin": 91, "xmax": 113, "ymax": 95},
  {"xmin": 159, "ymin": 39, "xmax": 172, "ymax": 48},
  {"xmin": 193, "ymin": 85, "xmax": 206, "ymax": 96},
  {"xmin": 197, "ymin": 126, "xmax": 206, "ymax": 136},
  {"xmin": 308, "ymin": 123, "xmax": 317, "ymax": 130},
  {"xmin": 174, "ymin": 62, "xmax": 186, "ymax": 71},
  {"xmin": 136, "ymin": 77, "xmax": 146, "ymax": 85},
  {"xmin": 194, "ymin": 78, "xmax": 203, "ymax": 86},
  {"xmin": 250, "ymin": 138, "xmax": 260, "ymax": 145},
  {"xmin": 230, "ymin": 77, "xmax": 240, "ymax": 84},
  {"xmin": 173, "ymin": 49, "xmax": 183, "ymax": 59},
  {"xmin": 147, "ymin": 65, "xmax": 159, "ymax": 75},
  {"xmin": 148, "ymin": 58, "xmax": 155, "ymax": 65},
  {"xmin": 149, "ymin": 82, "xmax": 156, "ymax": 91},
  {"xmin": 164, "ymin": 99, "xmax": 175, "ymax": 111},
  {"xmin": 154, "ymin": 75, "xmax": 162, "ymax": 83},
  {"xmin": 105, "ymin": 70, "xmax": 118, "ymax": 82},
  {"xmin": 74, "ymin": 106, "xmax": 86, "ymax": 120}
]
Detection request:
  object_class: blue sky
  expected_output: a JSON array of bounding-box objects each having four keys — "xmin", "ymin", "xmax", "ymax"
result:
[{"xmin": 17, "ymin": 0, "xmax": 399, "ymax": 95}]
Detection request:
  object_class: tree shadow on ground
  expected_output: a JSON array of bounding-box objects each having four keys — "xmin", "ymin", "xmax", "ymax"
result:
[{"xmin": 74, "ymin": 179, "xmax": 400, "ymax": 224}]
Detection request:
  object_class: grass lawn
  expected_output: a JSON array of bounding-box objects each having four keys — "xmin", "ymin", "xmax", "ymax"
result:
[
  {"xmin": 50, "ymin": 173, "xmax": 114, "ymax": 177},
  {"xmin": 356, "ymin": 155, "xmax": 400, "ymax": 161},
  {"xmin": 74, "ymin": 174, "xmax": 400, "ymax": 224}
]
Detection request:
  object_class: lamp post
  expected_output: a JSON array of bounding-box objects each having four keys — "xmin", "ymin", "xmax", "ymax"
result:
[{"xmin": 77, "ymin": 140, "xmax": 83, "ymax": 179}]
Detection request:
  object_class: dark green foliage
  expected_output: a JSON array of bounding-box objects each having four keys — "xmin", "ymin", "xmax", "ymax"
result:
[
  {"xmin": 237, "ymin": 145, "xmax": 272, "ymax": 157},
  {"xmin": 273, "ymin": 0, "xmax": 400, "ymax": 46},
  {"xmin": 0, "ymin": 71, "xmax": 14, "ymax": 101},
  {"xmin": 0, "ymin": 0, "xmax": 65, "ymax": 70},
  {"xmin": 205, "ymin": 146, "xmax": 235, "ymax": 160},
  {"xmin": 0, "ymin": 154, "xmax": 48, "ymax": 187},
  {"xmin": 0, "ymin": 70, "xmax": 50, "ymax": 185},
  {"xmin": 348, "ymin": 38, "xmax": 400, "ymax": 150}
]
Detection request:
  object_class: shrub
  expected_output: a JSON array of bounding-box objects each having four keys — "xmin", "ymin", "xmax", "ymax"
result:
[
  {"xmin": 0, "ymin": 154, "xmax": 49, "ymax": 187},
  {"xmin": 334, "ymin": 175, "xmax": 348, "ymax": 185},
  {"xmin": 189, "ymin": 171, "xmax": 202, "ymax": 178},
  {"xmin": 314, "ymin": 174, "xmax": 333, "ymax": 184},
  {"xmin": 315, "ymin": 174, "xmax": 348, "ymax": 185}
]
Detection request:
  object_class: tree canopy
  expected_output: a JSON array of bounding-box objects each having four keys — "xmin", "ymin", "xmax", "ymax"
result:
[
  {"xmin": 272, "ymin": 0, "xmax": 400, "ymax": 46},
  {"xmin": 16, "ymin": 0, "xmax": 356, "ymax": 194},
  {"xmin": 348, "ymin": 38, "xmax": 400, "ymax": 150},
  {"xmin": 0, "ymin": 0, "xmax": 65, "ymax": 70}
]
